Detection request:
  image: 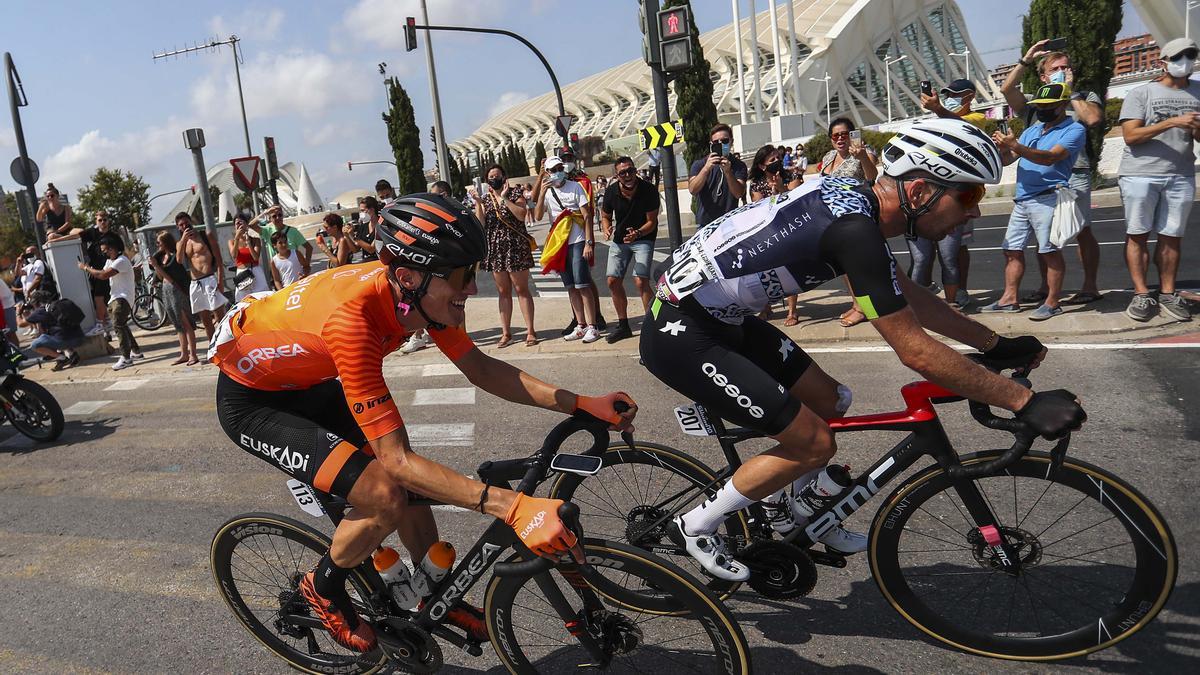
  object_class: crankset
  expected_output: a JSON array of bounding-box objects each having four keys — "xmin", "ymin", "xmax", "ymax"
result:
[
  {"xmin": 742, "ymin": 540, "xmax": 818, "ymax": 599},
  {"xmin": 377, "ymin": 616, "xmax": 444, "ymax": 674}
]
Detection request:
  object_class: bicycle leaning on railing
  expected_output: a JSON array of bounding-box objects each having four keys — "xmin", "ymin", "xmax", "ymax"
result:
[
  {"xmin": 209, "ymin": 410, "xmax": 752, "ymax": 674},
  {"xmin": 548, "ymin": 362, "xmax": 1177, "ymax": 661}
]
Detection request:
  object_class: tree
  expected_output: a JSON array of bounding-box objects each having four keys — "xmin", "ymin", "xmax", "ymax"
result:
[
  {"xmin": 429, "ymin": 125, "xmax": 439, "ymax": 174},
  {"xmin": 664, "ymin": 0, "xmax": 719, "ymax": 170},
  {"xmin": 75, "ymin": 167, "xmax": 151, "ymax": 234},
  {"xmin": 382, "ymin": 77, "xmax": 426, "ymax": 193},
  {"xmin": 0, "ymin": 193, "xmax": 33, "ymax": 260},
  {"xmin": 533, "ymin": 141, "xmax": 548, "ymax": 173},
  {"xmin": 1021, "ymin": 0, "xmax": 1123, "ymax": 171}
]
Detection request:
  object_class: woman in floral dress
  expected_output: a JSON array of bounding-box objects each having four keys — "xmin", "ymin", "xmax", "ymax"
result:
[{"xmin": 474, "ymin": 164, "xmax": 538, "ymax": 347}]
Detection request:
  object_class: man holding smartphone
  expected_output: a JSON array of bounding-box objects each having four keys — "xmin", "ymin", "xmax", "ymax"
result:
[{"xmin": 688, "ymin": 123, "xmax": 747, "ymax": 226}]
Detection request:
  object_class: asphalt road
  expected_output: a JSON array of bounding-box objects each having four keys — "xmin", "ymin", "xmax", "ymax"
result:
[
  {"xmin": 0, "ymin": 343, "xmax": 1196, "ymax": 673},
  {"xmin": 475, "ymin": 204, "xmax": 1200, "ymax": 303}
]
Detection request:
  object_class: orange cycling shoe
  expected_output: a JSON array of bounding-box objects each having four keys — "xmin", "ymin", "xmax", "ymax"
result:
[
  {"xmin": 445, "ymin": 601, "xmax": 489, "ymax": 642},
  {"xmin": 504, "ymin": 493, "xmax": 581, "ymax": 561},
  {"xmin": 299, "ymin": 571, "xmax": 377, "ymax": 652}
]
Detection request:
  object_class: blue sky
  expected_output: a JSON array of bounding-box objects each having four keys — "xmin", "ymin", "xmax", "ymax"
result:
[{"xmin": 0, "ymin": 1, "xmax": 1148, "ymax": 222}]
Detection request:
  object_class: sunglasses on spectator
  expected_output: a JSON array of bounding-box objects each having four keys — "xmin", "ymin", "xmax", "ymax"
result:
[
  {"xmin": 617, "ymin": 168, "xmax": 637, "ymax": 177},
  {"xmin": 1171, "ymin": 50, "xmax": 1199, "ymax": 61},
  {"xmin": 712, "ymin": 136, "xmax": 732, "ymax": 144},
  {"xmin": 830, "ymin": 131, "xmax": 850, "ymax": 139},
  {"xmin": 431, "ymin": 263, "xmax": 478, "ymax": 291}
]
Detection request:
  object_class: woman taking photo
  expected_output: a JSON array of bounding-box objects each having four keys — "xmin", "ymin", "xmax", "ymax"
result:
[
  {"xmin": 149, "ymin": 231, "xmax": 199, "ymax": 365},
  {"xmin": 315, "ymin": 213, "xmax": 352, "ymax": 269},
  {"xmin": 474, "ymin": 164, "xmax": 537, "ymax": 348},
  {"xmin": 227, "ymin": 213, "xmax": 269, "ymax": 301},
  {"xmin": 818, "ymin": 117, "xmax": 879, "ymax": 328},
  {"xmin": 748, "ymin": 144, "xmax": 803, "ymax": 203}
]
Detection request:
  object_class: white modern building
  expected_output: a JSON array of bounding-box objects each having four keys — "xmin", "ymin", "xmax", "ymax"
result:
[
  {"xmin": 158, "ymin": 161, "xmax": 326, "ymax": 224},
  {"xmin": 451, "ymin": 0, "xmax": 997, "ymax": 161}
]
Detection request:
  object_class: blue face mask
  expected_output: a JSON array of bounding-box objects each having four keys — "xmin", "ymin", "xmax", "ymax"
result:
[
  {"xmin": 551, "ymin": 171, "xmax": 567, "ymax": 185},
  {"xmin": 1049, "ymin": 69, "xmax": 1068, "ymax": 84},
  {"xmin": 942, "ymin": 96, "xmax": 963, "ymax": 111}
]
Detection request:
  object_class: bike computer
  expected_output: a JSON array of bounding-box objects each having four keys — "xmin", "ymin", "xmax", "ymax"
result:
[{"xmin": 550, "ymin": 453, "xmax": 603, "ymax": 476}]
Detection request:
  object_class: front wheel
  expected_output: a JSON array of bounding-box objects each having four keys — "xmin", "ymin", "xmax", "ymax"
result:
[
  {"xmin": 132, "ymin": 292, "xmax": 166, "ymax": 331},
  {"xmin": 2, "ymin": 377, "xmax": 64, "ymax": 442},
  {"xmin": 484, "ymin": 538, "xmax": 752, "ymax": 674},
  {"xmin": 869, "ymin": 451, "xmax": 1177, "ymax": 660}
]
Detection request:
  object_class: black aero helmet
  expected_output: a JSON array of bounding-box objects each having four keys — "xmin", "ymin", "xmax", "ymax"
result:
[{"xmin": 377, "ymin": 193, "xmax": 486, "ymax": 271}]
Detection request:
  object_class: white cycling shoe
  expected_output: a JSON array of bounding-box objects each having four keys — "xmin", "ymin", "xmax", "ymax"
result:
[
  {"xmin": 819, "ymin": 526, "xmax": 868, "ymax": 554},
  {"xmin": 669, "ymin": 517, "xmax": 750, "ymax": 582}
]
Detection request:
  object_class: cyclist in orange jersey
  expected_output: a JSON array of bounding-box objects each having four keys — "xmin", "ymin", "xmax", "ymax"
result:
[{"xmin": 210, "ymin": 193, "xmax": 636, "ymax": 651}]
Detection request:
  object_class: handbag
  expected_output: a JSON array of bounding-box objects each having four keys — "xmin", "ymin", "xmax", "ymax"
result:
[
  {"xmin": 1050, "ymin": 185, "xmax": 1083, "ymax": 249},
  {"xmin": 491, "ymin": 192, "xmax": 536, "ymax": 251},
  {"xmin": 233, "ymin": 267, "xmax": 256, "ymax": 291}
]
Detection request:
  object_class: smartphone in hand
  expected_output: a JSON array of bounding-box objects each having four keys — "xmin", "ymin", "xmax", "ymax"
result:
[
  {"xmin": 1043, "ymin": 37, "xmax": 1067, "ymax": 52},
  {"xmin": 849, "ymin": 130, "xmax": 861, "ymax": 142},
  {"xmin": 920, "ymin": 80, "xmax": 933, "ymax": 97},
  {"xmin": 710, "ymin": 140, "xmax": 724, "ymax": 157}
]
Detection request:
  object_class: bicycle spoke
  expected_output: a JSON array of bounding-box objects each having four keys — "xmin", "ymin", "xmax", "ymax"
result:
[
  {"xmin": 1033, "ymin": 491, "xmax": 1091, "ymax": 540},
  {"xmin": 1019, "ymin": 574, "xmax": 1045, "ymax": 637},
  {"xmin": 1016, "ymin": 477, "xmax": 1055, "ymax": 530},
  {"xmin": 900, "ymin": 524, "xmax": 970, "ymax": 550},
  {"xmin": 1038, "ymin": 540, "xmax": 1133, "ymax": 565},
  {"xmin": 914, "ymin": 504, "xmax": 970, "ymax": 541},
  {"xmin": 1040, "ymin": 515, "xmax": 1119, "ymax": 551},
  {"xmin": 1025, "ymin": 565, "xmax": 1126, "ymax": 602}
]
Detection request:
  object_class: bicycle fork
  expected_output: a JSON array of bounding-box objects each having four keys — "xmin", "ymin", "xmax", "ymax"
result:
[{"xmin": 529, "ymin": 564, "xmax": 613, "ymax": 667}]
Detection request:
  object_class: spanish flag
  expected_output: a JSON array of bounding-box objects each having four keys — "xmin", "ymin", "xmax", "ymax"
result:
[{"xmin": 539, "ymin": 208, "xmax": 583, "ymax": 274}]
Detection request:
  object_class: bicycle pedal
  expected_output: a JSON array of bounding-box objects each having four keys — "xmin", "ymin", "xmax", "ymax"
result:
[{"xmin": 809, "ymin": 548, "xmax": 848, "ymax": 568}]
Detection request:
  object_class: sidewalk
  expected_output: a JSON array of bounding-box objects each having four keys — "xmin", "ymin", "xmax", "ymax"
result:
[{"xmin": 22, "ymin": 284, "xmax": 1197, "ymax": 386}]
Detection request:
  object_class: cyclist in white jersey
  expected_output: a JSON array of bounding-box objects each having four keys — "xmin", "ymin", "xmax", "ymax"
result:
[{"xmin": 641, "ymin": 119, "xmax": 1087, "ymax": 580}]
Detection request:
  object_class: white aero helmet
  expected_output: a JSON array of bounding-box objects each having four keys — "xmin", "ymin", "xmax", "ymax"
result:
[{"xmin": 881, "ymin": 118, "xmax": 1002, "ymax": 185}]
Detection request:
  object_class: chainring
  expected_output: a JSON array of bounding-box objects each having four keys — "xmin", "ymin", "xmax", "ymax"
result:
[
  {"xmin": 742, "ymin": 540, "xmax": 818, "ymax": 599},
  {"xmin": 625, "ymin": 504, "xmax": 670, "ymax": 546},
  {"xmin": 376, "ymin": 616, "xmax": 443, "ymax": 674}
]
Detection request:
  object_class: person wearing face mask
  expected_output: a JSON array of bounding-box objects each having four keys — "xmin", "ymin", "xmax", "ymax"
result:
[
  {"xmin": 1116, "ymin": 37, "xmax": 1200, "ymax": 323},
  {"xmin": 533, "ymin": 156, "xmax": 601, "ymax": 343},
  {"xmin": 351, "ymin": 197, "xmax": 382, "ymax": 265},
  {"xmin": 474, "ymin": 163, "xmax": 537, "ymax": 348},
  {"xmin": 985, "ymin": 83, "xmax": 1087, "ymax": 322},
  {"xmin": 921, "ymin": 79, "xmax": 986, "ymax": 129},
  {"xmin": 748, "ymin": 144, "xmax": 803, "ymax": 203},
  {"xmin": 1002, "ymin": 44, "xmax": 1105, "ymax": 309},
  {"xmin": 555, "ymin": 148, "xmax": 608, "ymax": 335}
]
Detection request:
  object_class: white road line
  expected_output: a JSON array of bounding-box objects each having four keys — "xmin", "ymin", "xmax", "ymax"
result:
[
  {"xmin": 420, "ymin": 364, "xmax": 460, "ymax": 377},
  {"xmin": 63, "ymin": 400, "xmax": 112, "ymax": 415},
  {"xmin": 103, "ymin": 379, "xmax": 148, "ymax": 391},
  {"xmin": 412, "ymin": 387, "xmax": 476, "ymax": 406},
  {"xmin": 897, "ymin": 239, "xmax": 1155, "ymax": 256},
  {"xmin": 1091, "ymin": 218, "xmax": 1126, "ymax": 223},
  {"xmin": 406, "ymin": 423, "xmax": 474, "ymax": 447},
  {"xmin": 801, "ymin": 342, "xmax": 1199, "ymax": 354},
  {"xmin": 539, "ymin": 291, "xmax": 571, "ymax": 298}
]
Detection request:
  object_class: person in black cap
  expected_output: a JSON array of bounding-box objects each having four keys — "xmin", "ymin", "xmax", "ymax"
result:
[{"xmin": 922, "ymin": 79, "xmax": 986, "ymax": 128}]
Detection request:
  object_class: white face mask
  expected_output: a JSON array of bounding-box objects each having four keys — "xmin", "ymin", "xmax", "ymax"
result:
[
  {"xmin": 1167, "ymin": 57, "xmax": 1195, "ymax": 78},
  {"xmin": 359, "ymin": 212, "xmax": 369, "ymax": 224},
  {"xmin": 563, "ymin": 162, "xmax": 576, "ymax": 173},
  {"xmin": 1049, "ymin": 69, "xmax": 1068, "ymax": 84}
]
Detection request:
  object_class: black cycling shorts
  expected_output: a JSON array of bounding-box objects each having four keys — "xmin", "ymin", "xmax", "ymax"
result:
[
  {"xmin": 216, "ymin": 373, "xmax": 375, "ymax": 499},
  {"xmin": 639, "ymin": 296, "xmax": 813, "ymax": 436}
]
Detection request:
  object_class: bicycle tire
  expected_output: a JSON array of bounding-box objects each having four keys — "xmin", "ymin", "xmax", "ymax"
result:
[
  {"xmin": 869, "ymin": 451, "xmax": 1176, "ymax": 661},
  {"xmin": 210, "ymin": 513, "xmax": 387, "ymax": 674},
  {"xmin": 132, "ymin": 292, "xmax": 167, "ymax": 331},
  {"xmin": 2, "ymin": 377, "xmax": 64, "ymax": 442},
  {"xmin": 548, "ymin": 441, "xmax": 750, "ymax": 599},
  {"xmin": 484, "ymin": 537, "xmax": 752, "ymax": 675}
]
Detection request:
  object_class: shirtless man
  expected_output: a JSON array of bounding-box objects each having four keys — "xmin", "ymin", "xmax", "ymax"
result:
[{"xmin": 175, "ymin": 211, "xmax": 227, "ymax": 341}]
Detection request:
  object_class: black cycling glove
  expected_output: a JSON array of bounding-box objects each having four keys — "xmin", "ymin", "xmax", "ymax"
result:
[
  {"xmin": 981, "ymin": 335, "xmax": 1045, "ymax": 374},
  {"xmin": 1017, "ymin": 389, "xmax": 1086, "ymax": 440}
]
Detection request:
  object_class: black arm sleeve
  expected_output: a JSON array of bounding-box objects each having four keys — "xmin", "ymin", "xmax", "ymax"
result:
[{"xmin": 818, "ymin": 214, "xmax": 908, "ymax": 320}]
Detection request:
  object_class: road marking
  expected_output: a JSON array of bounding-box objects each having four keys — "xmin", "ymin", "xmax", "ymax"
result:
[
  {"xmin": 103, "ymin": 379, "xmax": 148, "ymax": 391},
  {"xmin": 421, "ymin": 364, "xmax": 460, "ymax": 377},
  {"xmin": 538, "ymin": 291, "xmax": 571, "ymax": 298},
  {"xmin": 412, "ymin": 387, "xmax": 475, "ymax": 405},
  {"xmin": 799, "ymin": 342, "xmax": 1200, "ymax": 354},
  {"xmin": 898, "ymin": 239, "xmax": 1156, "ymax": 255},
  {"xmin": 406, "ymin": 423, "xmax": 474, "ymax": 447},
  {"xmin": 63, "ymin": 400, "xmax": 111, "ymax": 415}
]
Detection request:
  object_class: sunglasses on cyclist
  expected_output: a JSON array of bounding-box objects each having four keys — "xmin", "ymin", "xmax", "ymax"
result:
[
  {"xmin": 922, "ymin": 179, "xmax": 986, "ymax": 210},
  {"xmin": 431, "ymin": 263, "xmax": 478, "ymax": 291}
]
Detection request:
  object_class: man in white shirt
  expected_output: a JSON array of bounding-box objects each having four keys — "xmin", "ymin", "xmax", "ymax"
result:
[
  {"xmin": 79, "ymin": 240, "xmax": 144, "ymax": 370},
  {"xmin": 533, "ymin": 156, "xmax": 600, "ymax": 343},
  {"xmin": 20, "ymin": 248, "xmax": 45, "ymax": 299}
]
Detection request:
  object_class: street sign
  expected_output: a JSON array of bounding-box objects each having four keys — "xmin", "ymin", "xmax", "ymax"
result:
[
  {"xmin": 658, "ymin": 6, "xmax": 691, "ymax": 40},
  {"xmin": 554, "ymin": 115, "xmax": 576, "ymax": 138},
  {"xmin": 638, "ymin": 120, "xmax": 684, "ymax": 151},
  {"xmin": 9, "ymin": 156, "xmax": 38, "ymax": 185},
  {"xmin": 229, "ymin": 156, "xmax": 261, "ymax": 193}
]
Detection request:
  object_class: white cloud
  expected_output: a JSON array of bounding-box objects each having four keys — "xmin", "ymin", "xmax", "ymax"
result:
[
  {"xmin": 189, "ymin": 50, "xmax": 374, "ymax": 122},
  {"xmin": 340, "ymin": 0, "xmax": 503, "ymax": 51},
  {"xmin": 209, "ymin": 7, "xmax": 286, "ymax": 42},
  {"xmin": 303, "ymin": 122, "xmax": 355, "ymax": 147},
  {"xmin": 488, "ymin": 91, "xmax": 531, "ymax": 119}
]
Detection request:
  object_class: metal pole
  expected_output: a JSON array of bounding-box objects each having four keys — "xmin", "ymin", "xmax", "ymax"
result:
[
  {"xmin": 5, "ymin": 53, "xmax": 40, "ymax": 244},
  {"xmin": 229, "ymin": 37, "xmax": 258, "ymax": 213},
  {"xmin": 768, "ymin": 0, "xmax": 785, "ymax": 115},
  {"xmin": 642, "ymin": 0, "xmax": 683, "ymax": 250},
  {"xmin": 785, "ymin": 0, "xmax": 801, "ymax": 119},
  {"xmin": 887, "ymin": 63, "xmax": 892, "ymax": 123},
  {"xmin": 420, "ymin": 0, "xmax": 452, "ymax": 183},
  {"xmin": 747, "ymin": 0, "xmax": 763, "ymax": 121},
  {"xmin": 731, "ymin": 0, "xmax": 747, "ymax": 124},
  {"xmin": 190, "ymin": 146, "xmax": 217, "ymax": 237}
]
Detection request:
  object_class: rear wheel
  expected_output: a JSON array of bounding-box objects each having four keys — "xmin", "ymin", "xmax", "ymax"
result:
[
  {"xmin": 870, "ymin": 451, "xmax": 1177, "ymax": 660},
  {"xmin": 132, "ymin": 291, "xmax": 166, "ymax": 331},
  {"xmin": 2, "ymin": 377, "xmax": 64, "ymax": 442},
  {"xmin": 210, "ymin": 513, "xmax": 386, "ymax": 674}
]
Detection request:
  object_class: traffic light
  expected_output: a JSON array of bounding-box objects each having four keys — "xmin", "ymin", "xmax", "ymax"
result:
[
  {"xmin": 638, "ymin": 2, "xmax": 659, "ymax": 67},
  {"xmin": 404, "ymin": 17, "xmax": 418, "ymax": 52},
  {"xmin": 658, "ymin": 6, "xmax": 693, "ymax": 73}
]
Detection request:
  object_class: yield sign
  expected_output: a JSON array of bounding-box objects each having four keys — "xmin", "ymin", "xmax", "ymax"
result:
[
  {"xmin": 554, "ymin": 115, "xmax": 576, "ymax": 138},
  {"xmin": 230, "ymin": 156, "xmax": 261, "ymax": 192}
]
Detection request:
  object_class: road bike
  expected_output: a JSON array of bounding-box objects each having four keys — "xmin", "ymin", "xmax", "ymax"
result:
[
  {"xmin": 548, "ymin": 368, "xmax": 1177, "ymax": 661},
  {"xmin": 210, "ymin": 411, "xmax": 752, "ymax": 674}
]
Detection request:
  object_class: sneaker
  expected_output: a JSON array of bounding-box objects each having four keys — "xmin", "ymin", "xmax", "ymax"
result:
[
  {"xmin": 401, "ymin": 332, "xmax": 431, "ymax": 354},
  {"xmin": 130, "ymin": 350, "xmax": 146, "ymax": 359},
  {"xmin": 955, "ymin": 289, "xmax": 972, "ymax": 309},
  {"xmin": 65, "ymin": 351, "xmax": 80, "ymax": 368},
  {"xmin": 581, "ymin": 325, "xmax": 600, "ymax": 343},
  {"xmin": 1158, "ymin": 292, "xmax": 1193, "ymax": 322},
  {"xmin": 444, "ymin": 601, "xmax": 489, "ymax": 642},
  {"xmin": 980, "ymin": 301, "xmax": 1021, "ymax": 313},
  {"xmin": 1126, "ymin": 293, "xmax": 1158, "ymax": 322},
  {"xmin": 85, "ymin": 323, "xmax": 106, "ymax": 337},
  {"xmin": 561, "ymin": 317, "xmax": 578, "ymax": 336},
  {"xmin": 298, "ymin": 571, "xmax": 377, "ymax": 652},
  {"xmin": 667, "ymin": 517, "xmax": 750, "ymax": 581},
  {"xmin": 112, "ymin": 356, "xmax": 131, "ymax": 371},
  {"xmin": 595, "ymin": 315, "xmax": 608, "ymax": 332},
  {"xmin": 818, "ymin": 526, "xmax": 869, "ymax": 554},
  {"xmin": 563, "ymin": 325, "xmax": 586, "ymax": 341},
  {"xmin": 1028, "ymin": 304, "xmax": 1063, "ymax": 321},
  {"xmin": 605, "ymin": 322, "xmax": 633, "ymax": 344},
  {"xmin": 51, "ymin": 357, "xmax": 69, "ymax": 372}
]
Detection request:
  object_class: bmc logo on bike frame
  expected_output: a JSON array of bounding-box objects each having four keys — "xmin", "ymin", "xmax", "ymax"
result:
[
  {"xmin": 701, "ymin": 362, "xmax": 764, "ymax": 419},
  {"xmin": 805, "ymin": 457, "xmax": 894, "ymax": 542}
]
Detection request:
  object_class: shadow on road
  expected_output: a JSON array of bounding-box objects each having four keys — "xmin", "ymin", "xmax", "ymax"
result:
[{"xmin": 0, "ymin": 416, "xmax": 118, "ymax": 455}]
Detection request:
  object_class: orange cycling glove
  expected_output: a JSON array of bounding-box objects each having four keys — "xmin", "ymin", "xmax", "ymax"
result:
[
  {"xmin": 504, "ymin": 493, "xmax": 581, "ymax": 561},
  {"xmin": 575, "ymin": 392, "xmax": 637, "ymax": 428}
]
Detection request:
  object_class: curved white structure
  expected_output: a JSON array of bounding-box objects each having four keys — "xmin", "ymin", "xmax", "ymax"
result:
[{"xmin": 452, "ymin": 0, "xmax": 996, "ymax": 161}]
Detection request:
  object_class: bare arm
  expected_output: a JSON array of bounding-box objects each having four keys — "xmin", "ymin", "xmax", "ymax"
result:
[
  {"xmin": 999, "ymin": 66, "xmax": 1030, "ymax": 116},
  {"xmin": 270, "ymin": 259, "xmax": 282, "ymax": 288},
  {"xmin": 371, "ymin": 429, "xmax": 517, "ymax": 518},
  {"xmin": 1122, "ymin": 116, "xmax": 1194, "ymax": 146},
  {"xmin": 688, "ymin": 157, "xmax": 716, "ymax": 194},
  {"xmin": 723, "ymin": 162, "xmax": 746, "ymax": 200},
  {"xmin": 456, "ymin": 346, "xmax": 580, "ymax": 413},
  {"xmin": 859, "ymin": 150, "xmax": 879, "ymax": 182},
  {"xmin": 1072, "ymin": 99, "xmax": 1102, "ymax": 127},
  {"xmin": 897, "ymin": 274, "xmax": 993, "ymax": 348},
  {"xmin": 600, "ymin": 207, "xmax": 613, "ymax": 240},
  {"xmin": 504, "ymin": 192, "xmax": 528, "ymax": 220},
  {"xmin": 208, "ymin": 232, "xmax": 225, "ymax": 286},
  {"xmin": 1012, "ymin": 142, "xmax": 1069, "ymax": 166}
]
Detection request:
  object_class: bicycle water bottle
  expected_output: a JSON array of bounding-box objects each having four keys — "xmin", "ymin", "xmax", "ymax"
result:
[
  {"xmin": 409, "ymin": 541, "xmax": 456, "ymax": 601},
  {"xmin": 792, "ymin": 464, "xmax": 853, "ymax": 518},
  {"xmin": 373, "ymin": 546, "xmax": 421, "ymax": 610}
]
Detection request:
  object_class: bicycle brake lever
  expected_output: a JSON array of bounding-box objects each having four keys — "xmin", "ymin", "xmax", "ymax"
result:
[{"xmin": 619, "ymin": 430, "xmax": 635, "ymax": 451}]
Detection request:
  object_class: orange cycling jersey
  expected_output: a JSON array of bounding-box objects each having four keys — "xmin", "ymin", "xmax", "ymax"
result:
[{"xmin": 210, "ymin": 262, "xmax": 475, "ymax": 439}]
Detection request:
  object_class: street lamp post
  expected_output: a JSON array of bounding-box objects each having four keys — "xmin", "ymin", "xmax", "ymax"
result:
[
  {"xmin": 885, "ymin": 54, "xmax": 908, "ymax": 123},
  {"xmin": 1188, "ymin": 1, "xmax": 1200, "ymax": 40},
  {"xmin": 810, "ymin": 72, "xmax": 831, "ymax": 127},
  {"xmin": 948, "ymin": 49, "xmax": 971, "ymax": 81},
  {"xmin": 347, "ymin": 160, "xmax": 398, "ymax": 172}
]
